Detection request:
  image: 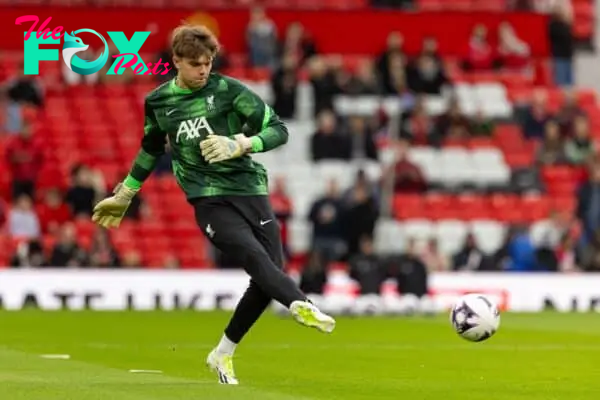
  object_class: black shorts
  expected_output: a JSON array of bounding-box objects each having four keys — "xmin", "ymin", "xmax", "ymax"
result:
[{"xmin": 191, "ymin": 195, "xmax": 285, "ymax": 270}]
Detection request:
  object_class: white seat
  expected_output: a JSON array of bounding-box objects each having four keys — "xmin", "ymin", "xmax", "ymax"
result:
[
  {"xmin": 435, "ymin": 220, "xmax": 468, "ymax": 255},
  {"xmin": 469, "ymin": 220, "xmax": 507, "ymax": 254},
  {"xmin": 289, "ymin": 219, "xmax": 311, "ymax": 254},
  {"xmin": 403, "ymin": 219, "xmax": 434, "ymax": 241},
  {"xmin": 374, "ymin": 219, "xmax": 405, "ymax": 253}
]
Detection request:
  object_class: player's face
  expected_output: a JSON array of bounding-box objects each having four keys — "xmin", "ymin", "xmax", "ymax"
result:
[{"xmin": 174, "ymin": 54, "xmax": 212, "ymax": 89}]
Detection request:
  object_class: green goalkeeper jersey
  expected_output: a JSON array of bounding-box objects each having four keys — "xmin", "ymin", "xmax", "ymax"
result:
[{"xmin": 126, "ymin": 73, "xmax": 288, "ymax": 199}]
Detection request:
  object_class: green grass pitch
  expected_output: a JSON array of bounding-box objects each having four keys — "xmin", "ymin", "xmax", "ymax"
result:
[{"xmin": 0, "ymin": 310, "xmax": 599, "ymax": 399}]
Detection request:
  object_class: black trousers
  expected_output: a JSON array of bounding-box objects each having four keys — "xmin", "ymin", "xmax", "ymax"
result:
[{"xmin": 192, "ymin": 195, "xmax": 306, "ymax": 343}]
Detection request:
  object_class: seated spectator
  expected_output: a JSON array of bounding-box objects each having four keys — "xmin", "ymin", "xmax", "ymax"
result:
[
  {"xmin": 577, "ymin": 228, "xmax": 600, "ymax": 271},
  {"xmin": 278, "ymin": 22, "xmax": 317, "ymax": 67},
  {"xmin": 556, "ymin": 232, "xmax": 579, "ymax": 272},
  {"xmin": 66, "ymin": 164, "xmax": 99, "ymax": 217},
  {"xmin": 308, "ymin": 179, "xmax": 346, "ymax": 262},
  {"xmin": 385, "ymin": 52, "xmax": 408, "ymax": 96},
  {"xmin": 5, "ymin": 122, "xmax": 44, "ymax": 200},
  {"xmin": 566, "ymin": 115, "xmax": 595, "ymax": 165},
  {"xmin": 505, "ymin": 226, "xmax": 539, "ymax": 271},
  {"xmin": 421, "ymin": 238, "xmax": 449, "ymax": 272},
  {"xmin": 349, "ymin": 236, "xmax": 384, "ymax": 295},
  {"xmin": 269, "ymin": 176, "xmax": 293, "ymax": 259},
  {"xmin": 347, "ymin": 116, "xmax": 378, "ymax": 161},
  {"xmin": 419, "ymin": 37, "xmax": 442, "ymax": 66},
  {"xmin": 406, "ymin": 54, "xmax": 448, "ymax": 95},
  {"xmin": 271, "ymin": 52, "xmax": 299, "ymax": 120},
  {"xmin": 36, "ymin": 187, "xmax": 72, "ymax": 235},
  {"xmin": 521, "ymin": 89, "xmax": 552, "ymax": 140},
  {"xmin": 121, "ymin": 250, "xmax": 142, "ymax": 268},
  {"xmin": 556, "ymin": 89, "xmax": 585, "ymax": 136},
  {"xmin": 10, "ymin": 239, "xmax": 46, "ymax": 268},
  {"xmin": 390, "ymin": 237, "xmax": 428, "ymax": 298},
  {"xmin": 300, "ymin": 250, "xmax": 328, "ymax": 295},
  {"xmin": 399, "ymin": 95, "xmax": 435, "ymax": 145},
  {"xmin": 452, "ymin": 233, "xmax": 491, "ymax": 271},
  {"xmin": 88, "ymin": 229, "xmax": 121, "ymax": 268},
  {"xmin": 497, "ymin": 22, "xmax": 531, "ymax": 71},
  {"xmin": 382, "ymin": 139, "xmax": 427, "ymax": 193},
  {"xmin": 376, "ymin": 31, "xmax": 405, "ymax": 94},
  {"xmin": 310, "ymin": 111, "xmax": 351, "ymax": 161},
  {"xmin": 464, "ymin": 24, "xmax": 496, "ymax": 71},
  {"xmin": 535, "ymin": 120, "xmax": 568, "ymax": 165},
  {"xmin": 8, "ymin": 194, "xmax": 40, "ymax": 240},
  {"xmin": 576, "ymin": 161, "xmax": 600, "ymax": 243},
  {"xmin": 433, "ymin": 97, "xmax": 472, "ymax": 144},
  {"xmin": 344, "ymin": 59, "xmax": 382, "ymax": 96},
  {"xmin": 49, "ymin": 223, "xmax": 88, "ymax": 267}
]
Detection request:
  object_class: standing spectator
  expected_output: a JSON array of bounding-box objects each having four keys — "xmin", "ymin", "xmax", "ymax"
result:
[
  {"xmin": 278, "ymin": 22, "xmax": 317, "ymax": 67},
  {"xmin": 246, "ymin": 7, "xmax": 278, "ymax": 69},
  {"xmin": 66, "ymin": 164, "xmax": 100, "ymax": 217},
  {"xmin": 310, "ymin": 111, "xmax": 351, "ymax": 161},
  {"xmin": 342, "ymin": 176, "xmax": 379, "ymax": 258},
  {"xmin": 271, "ymin": 52, "xmax": 298, "ymax": 119},
  {"xmin": 269, "ymin": 176, "xmax": 293, "ymax": 259},
  {"xmin": 5, "ymin": 122, "xmax": 44, "ymax": 200},
  {"xmin": 49, "ymin": 223, "xmax": 88, "ymax": 267},
  {"xmin": 577, "ymin": 229, "xmax": 600, "ymax": 271},
  {"xmin": 548, "ymin": 2, "xmax": 574, "ymax": 86},
  {"xmin": 535, "ymin": 120, "xmax": 568, "ymax": 165},
  {"xmin": 566, "ymin": 115, "xmax": 595, "ymax": 165},
  {"xmin": 576, "ymin": 162, "xmax": 600, "ymax": 244},
  {"xmin": 36, "ymin": 187, "xmax": 72, "ymax": 235},
  {"xmin": 521, "ymin": 89, "xmax": 552, "ymax": 140},
  {"xmin": 8, "ymin": 194, "xmax": 40, "ymax": 240},
  {"xmin": 308, "ymin": 179, "xmax": 346, "ymax": 262}
]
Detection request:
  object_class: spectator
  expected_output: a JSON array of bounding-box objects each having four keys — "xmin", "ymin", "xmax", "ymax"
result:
[
  {"xmin": 464, "ymin": 24, "xmax": 496, "ymax": 71},
  {"xmin": 577, "ymin": 228, "xmax": 600, "ymax": 271},
  {"xmin": 308, "ymin": 57, "xmax": 340, "ymax": 116},
  {"xmin": 433, "ymin": 97, "xmax": 472, "ymax": 144},
  {"xmin": 271, "ymin": 52, "xmax": 299, "ymax": 119},
  {"xmin": 49, "ymin": 223, "xmax": 88, "ymax": 267},
  {"xmin": 452, "ymin": 233, "xmax": 490, "ymax": 271},
  {"xmin": 36, "ymin": 187, "xmax": 72, "ymax": 235},
  {"xmin": 10, "ymin": 239, "xmax": 46, "ymax": 268},
  {"xmin": 471, "ymin": 110, "xmax": 495, "ymax": 137},
  {"xmin": 421, "ymin": 238, "xmax": 449, "ymax": 272},
  {"xmin": 521, "ymin": 89, "xmax": 552, "ymax": 140},
  {"xmin": 556, "ymin": 232, "xmax": 579, "ymax": 272},
  {"xmin": 246, "ymin": 7, "xmax": 278, "ymax": 69},
  {"xmin": 88, "ymin": 229, "xmax": 121, "ymax": 267},
  {"xmin": 308, "ymin": 179, "xmax": 346, "ymax": 262},
  {"xmin": 122, "ymin": 250, "xmax": 142, "ymax": 268},
  {"xmin": 5, "ymin": 122, "xmax": 44, "ymax": 200},
  {"xmin": 8, "ymin": 194, "xmax": 40, "ymax": 240},
  {"xmin": 376, "ymin": 32, "xmax": 404, "ymax": 94},
  {"xmin": 383, "ymin": 52, "xmax": 407, "ymax": 96},
  {"xmin": 310, "ymin": 111, "xmax": 351, "ymax": 161},
  {"xmin": 506, "ymin": 226, "xmax": 539, "ymax": 271},
  {"xmin": 382, "ymin": 139, "xmax": 427, "ymax": 193},
  {"xmin": 556, "ymin": 89, "xmax": 585, "ymax": 136},
  {"xmin": 344, "ymin": 59, "xmax": 382, "ymax": 96},
  {"xmin": 278, "ymin": 22, "xmax": 317, "ymax": 67},
  {"xmin": 566, "ymin": 115, "xmax": 595, "ymax": 165},
  {"xmin": 576, "ymin": 162, "xmax": 600, "ymax": 243},
  {"xmin": 406, "ymin": 54, "xmax": 448, "ymax": 95},
  {"xmin": 535, "ymin": 120, "xmax": 568, "ymax": 165},
  {"xmin": 269, "ymin": 176, "xmax": 293, "ymax": 259},
  {"xmin": 347, "ymin": 116, "xmax": 379, "ymax": 161},
  {"xmin": 299, "ymin": 250, "xmax": 328, "ymax": 295},
  {"xmin": 548, "ymin": 1, "xmax": 574, "ymax": 86},
  {"xmin": 391, "ymin": 237, "xmax": 428, "ymax": 298},
  {"xmin": 342, "ymin": 176, "xmax": 379, "ymax": 258},
  {"xmin": 399, "ymin": 95, "xmax": 435, "ymax": 145},
  {"xmin": 349, "ymin": 236, "xmax": 384, "ymax": 295},
  {"xmin": 66, "ymin": 164, "xmax": 99, "ymax": 217},
  {"xmin": 5, "ymin": 63, "xmax": 44, "ymax": 108},
  {"xmin": 419, "ymin": 37, "xmax": 442, "ymax": 66},
  {"xmin": 497, "ymin": 22, "xmax": 531, "ymax": 71}
]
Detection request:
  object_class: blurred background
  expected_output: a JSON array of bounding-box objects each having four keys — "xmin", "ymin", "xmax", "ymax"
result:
[{"xmin": 0, "ymin": 0, "xmax": 598, "ymax": 307}]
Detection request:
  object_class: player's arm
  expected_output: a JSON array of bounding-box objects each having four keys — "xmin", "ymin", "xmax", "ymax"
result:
[
  {"xmin": 200, "ymin": 81, "xmax": 289, "ymax": 164},
  {"xmin": 92, "ymin": 99, "xmax": 166, "ymax": 229}
]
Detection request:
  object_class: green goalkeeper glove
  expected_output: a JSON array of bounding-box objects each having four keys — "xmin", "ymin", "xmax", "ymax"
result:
[
  {"xmin": 91, "ymin": 182, "xmax": 138, "ymax": 229},
  {"xmin": 200, "ymin": 134, "xmax": 252, "ymax": 164}
]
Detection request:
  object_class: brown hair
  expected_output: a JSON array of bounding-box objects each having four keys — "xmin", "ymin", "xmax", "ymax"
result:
[{"xmin": 171, "ymin": 24, "xmax": 219, "ymax": 60}]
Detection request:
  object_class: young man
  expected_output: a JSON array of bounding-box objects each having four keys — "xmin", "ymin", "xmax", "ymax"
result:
[{"xmin": 91, "ymin": 24, "xmax": 335, "ymax": 384}]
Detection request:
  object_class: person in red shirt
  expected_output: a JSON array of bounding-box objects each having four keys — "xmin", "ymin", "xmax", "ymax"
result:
[
  {"xmin": 269, "ymin": 176, "xmax": 293, "ymax": 260},
  {"xmin": 5, "ymin": 122, "xmax": 44, "ymax": 200},
  {"xmin": 36, "ymin": 187, "xmax": 72, "ymax": 235},
  {"xmin": 464, "ymin": 24, "xmax": 496, "ymax": 71},
  {"xmin": 382, "ymin": 139, "xmax": 428, "ymax": 193}
]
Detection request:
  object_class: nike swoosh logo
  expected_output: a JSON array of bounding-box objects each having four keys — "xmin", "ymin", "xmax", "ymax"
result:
[
  {"xmin": 260, "ymin": 219, "xmax": 272, "ymax": 226},
  {"xmin": 166, "ymin": 109, "xmax": 177, "ymax": 116}
]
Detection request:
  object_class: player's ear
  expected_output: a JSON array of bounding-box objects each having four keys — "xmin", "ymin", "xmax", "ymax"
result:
[{"xmin": 172, "ymin": 56, "xmax": 182, "ymax": 70}]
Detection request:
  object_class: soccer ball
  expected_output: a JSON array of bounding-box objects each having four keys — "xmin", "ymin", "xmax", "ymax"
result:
[{"xmin": 450, "ymin": 294, "xmax": 500, "ymax": 342}]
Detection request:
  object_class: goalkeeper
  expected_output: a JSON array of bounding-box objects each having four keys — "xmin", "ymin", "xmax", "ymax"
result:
[{"xmin": 91, "ymin": 24, "xmax": 335, "ymax": 384}]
